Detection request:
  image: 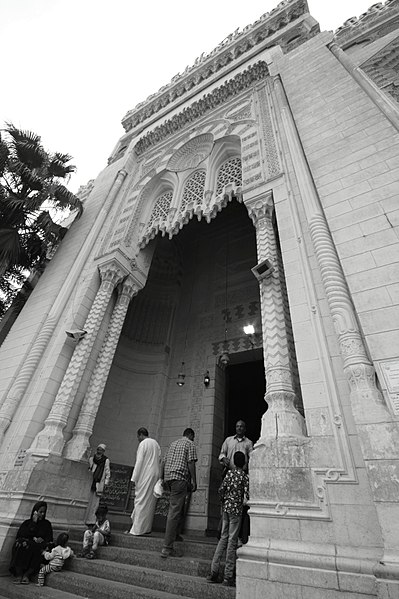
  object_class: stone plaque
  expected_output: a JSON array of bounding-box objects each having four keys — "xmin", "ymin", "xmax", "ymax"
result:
[{"xmin": 102, "ymin": 463, "xmax": 133, "ymax": 511}]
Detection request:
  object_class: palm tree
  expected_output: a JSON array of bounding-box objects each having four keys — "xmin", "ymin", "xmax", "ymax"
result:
[{"xmin": 0, "ymin": 123, "xmax": 83, "ymax": 316}]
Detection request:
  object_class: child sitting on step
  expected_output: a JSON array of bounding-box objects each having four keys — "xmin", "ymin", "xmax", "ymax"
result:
[
  {"xmin": 37, "ymin": 532, "xmax": 73, "ymax": 587},
  {"xmin": 81, "ymin": 505, "xmax": 111, "ymax": 559}
]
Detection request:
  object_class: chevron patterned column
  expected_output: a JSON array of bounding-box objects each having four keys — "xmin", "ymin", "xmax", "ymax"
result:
[
  {"xmin": 64, "ymin": 276, "xmax": 139, "ymax": 461},
  {"xmin": 28, "ymin": 260, "xmax": 128, "ymax": 457},
  {"xmin": 248, "ymin": 193, "xmax": 306, "ymax": 438}
]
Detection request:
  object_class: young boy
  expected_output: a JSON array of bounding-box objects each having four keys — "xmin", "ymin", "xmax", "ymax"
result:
[
  {"xmin": 37, "ymin": 532, "xmax": 73, "ymax": 587},
  {"xmin": 207, "ymin": 450, "xmax": 249, "ymax": 587},
  {"xmin": 81, "ymin": 505, "xmax": 111, "ymax": 559}
]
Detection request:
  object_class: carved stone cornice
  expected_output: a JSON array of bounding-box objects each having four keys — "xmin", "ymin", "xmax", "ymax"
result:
[
  {"xmin": 333, "ymin": 0, "xmax": 399, "ymax": 49},
  {"xmin": 122, "ymin": 0, "xmax": 308, "ymax": 133},
  {"xmin": 134, "ymin": 62, "xmax": 269, "ymax": 156},
  {"xmin": 361, "ymin": 35, "xmax": 399, "ymax": 104}
]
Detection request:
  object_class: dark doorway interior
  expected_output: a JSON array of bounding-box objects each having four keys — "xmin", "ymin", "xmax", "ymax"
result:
[{"xmin": 225, "ymin": 357, "xmax": 266, "ymax": 445}]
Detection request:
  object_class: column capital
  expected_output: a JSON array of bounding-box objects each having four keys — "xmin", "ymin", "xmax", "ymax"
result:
[
  {"xmin": 245, "ymin": 192, "xmax": 274, "ymax": 226},
  {"xmin": 118, "ymin": 275, "xmax": 140, "ymax": 302},
  {"xmin": 98, "ymin": 258, "xmax": 129, "ymax": 287}
]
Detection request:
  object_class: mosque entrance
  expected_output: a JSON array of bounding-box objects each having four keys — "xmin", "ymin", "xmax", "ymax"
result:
[{"xmin": 225, "ymin": 350, "xmax": 266, "ymax": 445}]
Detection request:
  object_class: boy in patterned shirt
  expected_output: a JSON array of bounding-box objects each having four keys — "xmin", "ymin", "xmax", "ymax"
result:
[{"xmin": 207, "ymin": 450, "xmax": 249, "ymax": 587}]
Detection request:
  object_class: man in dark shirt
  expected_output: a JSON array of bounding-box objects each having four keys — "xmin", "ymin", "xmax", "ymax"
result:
[
  {"xmin": 160, "ymin": 428, "xmax": 197, "ymax": 558},
  {"xmin": 207, "ymin": 451, "xmax": 249, "ymax": 587}
]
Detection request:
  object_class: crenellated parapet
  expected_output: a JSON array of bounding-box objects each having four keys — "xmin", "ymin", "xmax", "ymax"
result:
[
  {"xmin": 333, "ymin": 0, "xmax": 399, "ymax": 48},
  {"xmin": 121, "ymin": 0, "xmax": 317, "ymax": 134}
]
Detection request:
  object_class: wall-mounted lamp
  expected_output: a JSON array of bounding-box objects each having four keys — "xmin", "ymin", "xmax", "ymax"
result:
[
  {"xmin": 176, "ymin": 362, "xmax": 186, "ymax": 386},
  {"xmin": 203, "ymin": 370, "xmax": 210, "ymax": 386},
  {"xmin": 243, "ymin": 324, "xmax": 255, "ymax": 336}
]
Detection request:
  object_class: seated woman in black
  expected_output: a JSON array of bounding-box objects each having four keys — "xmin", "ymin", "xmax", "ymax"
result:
[{"xmin": 9, "ymin": 500, "xmax": 53, "ymax": 584}]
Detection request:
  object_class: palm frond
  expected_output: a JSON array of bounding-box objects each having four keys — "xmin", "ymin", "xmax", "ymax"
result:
[
  {"xmin": 7, "ymin": 158, "xmax": 44, "ymax": 191},
  {"xmin": 0, "ymin": 227, "xmax": 21, "ymax": 270},
  {"xmin": 34, "ymin": 210, "xmax": 66, "ymax": 240},
  {"xmin": 15, "ymin": 140, "xmax": 47, "ymax": 169},
  {"xmin": 52, "ymin": 184, "xmax": 83, "ymax": 216},
  {"xmin": 53, "ymin": 152, "xmax": 74, "ymax": 164},
  {"xmin": 18, "ymin": 230, "xmax": 46, "ymax": 266},
  {"xmin": 48, "ymin": 155, "xmax": 76, "ymax": 178},
  {"xmin": 4, "ymin": 123, "xmax": 41, "ymax": 146},
  {"xmin": 0, "ymin": 136, "xmax": 10, "ymax": 176}
]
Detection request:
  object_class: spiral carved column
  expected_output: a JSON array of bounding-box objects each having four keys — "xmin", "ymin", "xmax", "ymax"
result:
[
  {"xmin": 247, "ymin": 194, "xmax": 306, "ymax": 438},
  {"xmin": 309, "ymin": 214, "xmax": 387, "ymax": 422},
  {"xmin": 28, "ymin": 260, "xmax": 128, "ymax": 457},
  {"xmin": 64, "ymin": 276, "xmax": 139, "ymax": 461}
]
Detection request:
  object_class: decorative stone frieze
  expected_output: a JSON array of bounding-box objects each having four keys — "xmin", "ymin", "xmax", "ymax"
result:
[
  {"xmin": 256, "ymin": 84, "xmax": 282, "ymax": 180},
  {"xmin": 27, "ymin": 260, "xmax": 128, "ymax": 457},
  {"xmin": 134, "ymin": 62, "xmax": 269, "ymax": 156},
  {"xmin": 166, "ymin": 134, "xmax": 214, "ymax": 172},
  {"xmin": 246, "ymin": 193, "xmax": 306, "ymax": 438},
  {"xmin": 361, "ymin": 35, "xmax": 399, "ymax": 104},
  {"xmin": 64, "ymin": 276, "xmax": 139, "ymax": 461}
]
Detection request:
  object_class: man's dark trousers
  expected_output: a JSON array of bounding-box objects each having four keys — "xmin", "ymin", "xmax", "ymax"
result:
[{"xmin": 164, "ymin": 480, "xmax": 188, "ymax": 550}]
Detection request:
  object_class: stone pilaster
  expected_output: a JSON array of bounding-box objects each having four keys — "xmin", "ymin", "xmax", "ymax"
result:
[
  {"xmin": 64, "ymin": 276, "xmax": 139, "ymax": 461},
  {"xmin": 0, "ymin": 168, "xmax": 129, "ymax": 451},
  {"xmin": 27, "ymin": 260, "xmax": 128, "ymax": 457},
  {"xmin": 272, "ymin": 72, "xmax": 399, "ymax": 583},
  {"xmin": 247, "ymin": 193, "xmax": 306, "ymax": 439}
]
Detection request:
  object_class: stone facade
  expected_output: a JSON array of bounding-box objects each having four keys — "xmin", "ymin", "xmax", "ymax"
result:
[{"xmin": 1, "ymin": 1, "xmax": 399, "ymax": 597}]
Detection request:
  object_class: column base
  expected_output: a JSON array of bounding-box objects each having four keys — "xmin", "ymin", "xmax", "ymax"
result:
[
  {"xmin": 64, "ymin": 431, "xmax": 90, "ymax": 462},
  {"xmin": 27, "ymin": 422, "xmax": 66, "ymax": 457},
  {"xmin": 261, "ymin": 391, "xmax": 306, "ymax": 438}
]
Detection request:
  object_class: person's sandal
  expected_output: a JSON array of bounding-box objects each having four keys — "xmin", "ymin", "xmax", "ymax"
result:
[{"xmin": 86, "ymin": 551, "xmax": 96, "ymax": 559}]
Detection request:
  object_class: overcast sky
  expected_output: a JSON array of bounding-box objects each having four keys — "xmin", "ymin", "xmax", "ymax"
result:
[{"xmin": 0, "ymin": 0, "xmax": 376, "ymax": 193}]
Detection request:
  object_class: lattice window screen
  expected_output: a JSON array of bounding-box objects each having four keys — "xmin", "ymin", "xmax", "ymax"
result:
[
  {"xmin": 181, "ymin": 170, "xmax": 206, "ymax": 211},
  {"xmin": 147, "ymin": 191, "xmax": 173, "ymax": 229},
  {"xmin": 215, "ymin": 157, "xmax": 242, "ymax": 196}
]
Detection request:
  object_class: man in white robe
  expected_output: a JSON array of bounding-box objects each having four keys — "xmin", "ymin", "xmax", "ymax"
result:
[{"xmin": 129, "ymin": 427, "xmax": 161, "ymax": 536}]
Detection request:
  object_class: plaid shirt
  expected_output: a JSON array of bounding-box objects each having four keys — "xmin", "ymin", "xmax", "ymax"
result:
[
  {"xmin": 164, "ymin": 437, "xmax": 197, "ymax": 482},
  {"xmin": 219, "ymin": 468, "xmax": 249, "ymax": 516}
]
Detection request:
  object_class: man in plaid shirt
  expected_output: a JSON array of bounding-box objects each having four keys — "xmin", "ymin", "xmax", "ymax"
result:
[{"xmin": 160, "ymin": 428, "xmax": 197, "ymax": 558}]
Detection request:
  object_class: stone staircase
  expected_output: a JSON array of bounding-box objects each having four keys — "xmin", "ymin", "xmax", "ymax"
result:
[{"xmin": 1, "ymin": 530, "xmax": 235, "ymax": 599}]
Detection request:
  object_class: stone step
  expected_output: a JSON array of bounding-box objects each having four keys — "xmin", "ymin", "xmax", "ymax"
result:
[
  {"xmin": 47, "ymin": 570, "xmax": 229, "ymax": 599},
  {"xmin": 67, "ymin": 556, "xmax": 234, "ymax": 599},
  {"xmin": 1, "ymin": 576, "xmax": 82, "ymax": 598},
  {"xmin": 68, "ymin": 542, "xmax": 213, "ymax": 578},
  {"xmin": 69, "ymin": 531, "xmax": 217, "ymax": 561}
]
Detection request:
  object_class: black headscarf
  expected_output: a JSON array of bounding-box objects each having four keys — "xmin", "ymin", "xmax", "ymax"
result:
[
  {"xmin": 17, "ymin": 501, "xmax": 53, "ymax": 543},
  {"xmin": 91, "ymin": 452, "xmax": 108, "ymax": 491}
]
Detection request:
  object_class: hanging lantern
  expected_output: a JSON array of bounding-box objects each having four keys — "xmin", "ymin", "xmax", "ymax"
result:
[{"xmin": 176, "ymin": 362, "xmax": 186, "ymax": 386}]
